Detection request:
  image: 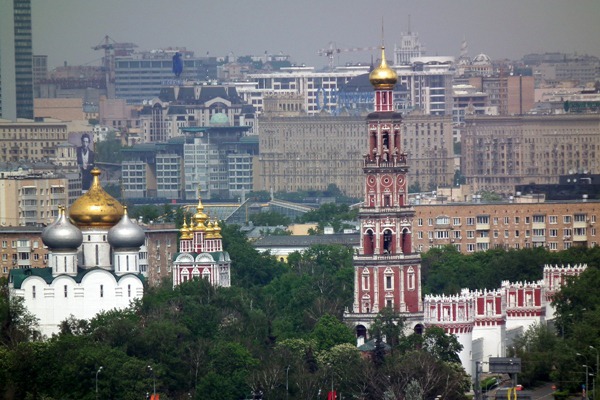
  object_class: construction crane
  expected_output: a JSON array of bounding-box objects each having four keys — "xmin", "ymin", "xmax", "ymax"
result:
[
  {"xmin": 317, "ymin": 42, "xmax": 378, "ymax": 69},
  {"xmin": 92, "ymin": 35, "xmax": 137, "ymax": 98}
]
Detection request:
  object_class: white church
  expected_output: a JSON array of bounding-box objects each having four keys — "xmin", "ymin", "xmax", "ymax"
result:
[{"xmin": 9, "ymin": 168, "xmax": 146, "ymax": 337}]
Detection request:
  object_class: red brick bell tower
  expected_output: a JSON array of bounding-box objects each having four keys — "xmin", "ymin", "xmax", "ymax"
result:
[{"xmin": 345, "ymin": 46, "xmax": 423, "ymax": 338}]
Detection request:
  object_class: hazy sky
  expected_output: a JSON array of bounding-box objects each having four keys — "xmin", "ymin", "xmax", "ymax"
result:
[{"xmin": 32, "ymin": 0, "xmax": 600, "ymax": 70}]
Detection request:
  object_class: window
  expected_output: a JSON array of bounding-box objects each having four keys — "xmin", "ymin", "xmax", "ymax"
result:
[
  {"xmin": 533, "ymin": 215, "xmax": 545, "ymax": 223},
  {"xmin": 418, "ymin": 231, "xmax": 423, "ymax": 239},
  {"xmin": 453, "ymin": 230, "xmax": 461, "ymax": 239},
  {"xmin": 476, "ymin": 215, "xmax": 489, "ymax": 224},
  {"xmin": 385, "ymin": 275, "xmax": 393, "ymax": 290},
  {"xmin": 64, "ymin": 285, "xmax": 68, "ymax": 298},
  {"xmin": 515, "ymin": 230, "xmax": 520, "ymax": 238},
  {"xmin": 467, "ymin": 231, "xmax": 475, "ymax": 239},
  {"xmin": 467, "ymin": 243, "xmax": 475, "ymax": 252},
  {"xmin": 32, "ymin": 286, "xmax": 36, "ymax": 299},
  {"xmin": 504, "ymin": 230, "xmax": 509, "ymax": 238},
  {"xmin": 574, "ymin": 228, "xmax": 586, "ymax": 236},
  {"xmin": 515, "ymin": 217, "xmax": 520, "ymax": 224},
  {"xmin": 504, "ymin": 217, "xmax": 510, "ymax": 224},
  {"xmin": 417, "ymin": 218, "xmax": 423, "ymax": 226},
  {"xmin": 1, "ymin": 241, "xmax": 6, "ymax": 248},
  {"xmin": 549, "ymin": 229, "xmax": 558, "ymax": 237},
  {"xmin": 466, "ymin": 217, "xmax": 475, "ymax": 226},
  {"xmin": 436, "ymin": 216, "xmax": 450, "ymax": 225},
  {"xmin": 436, "ymin": 230, "xmax": 449, "ymax": 239},
  {"xmin": 493, "ymin": 230, "xmax": 499, "ymax": 238},
  {"xmin": 100, "ymin": 285, "xmax": 104, "ymax": 298},
  {"xmin": 548, "ymin": 242, "xmax": 558, "ymax": 250},
  {"xmin": 549, "ymin": 215, "xmax": 558, "ymax": 224},
  {"xmin": 427, "ymin": 218, "xmax": 433, "ymax": 226},
  {"xmin": 564, "ymin": 215, "xmax": 572, "ymax": 224},
  {"xmin": 525, "ymin": 217, "xmax": 530, "ymax": 224},
  {"xmin": 563, "ymin": 228, "xmax": 572, "ymax": 237},
  {"xmin": 453, "ymin": 217, "xmax": 461, "ymax": 226},
  {"xmin": 574, "ymin": 213, "xmax": 586, "ymax": 223},
  {"xmin": 493, "ymin": 217, "xmax": 499, "ymax": 225}
]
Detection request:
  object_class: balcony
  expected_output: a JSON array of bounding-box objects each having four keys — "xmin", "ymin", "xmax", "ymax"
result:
[
  {"xmin": 532, "ymin": 222, "xmax": 546, "ymax": 230},
  {"xmin": 532, "ymin": 235, "xmax": 546, "ymax": 243},
  {"xmin": 476, "ymin": 223, "xmax": 490, "ymax": 231},
  {"xmin": 573, "ymin": 235, "xmax": 587, "ymax": 242},
  {"xmin": 476, "ymin": 236, "xmax": 490, "ymax": 244}
]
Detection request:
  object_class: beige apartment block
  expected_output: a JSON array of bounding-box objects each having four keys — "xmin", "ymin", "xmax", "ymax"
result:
[
  {"xmin": 463, "ymin": 113, "xmax": 600, "ymax": 194},
  {"xmin": 0, "ymin": 172, "xmax": 68, "ymax": 226},
  {"xmin": 257, "ymin": 111, "xmax": 454, "ymax": 198},
  {"xmin": 34, "ymin": 98, "xmax": 85, "ymax": 121},
  {"xmin": 0, "ymin": 119, "xmax": 68, "ymax": 162},
  {"xmin": 413, "ymin": 200, "xmax": 599, "ymax": 254}
]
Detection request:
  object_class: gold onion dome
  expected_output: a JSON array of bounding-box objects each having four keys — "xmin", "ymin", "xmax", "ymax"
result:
[
  {"xmin": 69, "ymin": 168, "xmax": 124, "ymax": 228},
  {"xmin": 213, "ymin": 220, "xmax": 222, "ymax": 239},
  {"xmin": 205, "ymin": 220, "xmax": 215, "ymax": 239},
  {"xmin": 369, "ymin": 46, "xmax": 397, "ymax": 90},
  {"xmin": 193, "ymin": 197, "xmax": 208, "ymax": 226},
  {"xmin": 180, "ymin": 217, "xmax": 190, "ymax": 238}
]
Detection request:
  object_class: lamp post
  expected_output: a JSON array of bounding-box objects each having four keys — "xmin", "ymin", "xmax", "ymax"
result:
[
  {"xmin": 147, "ymin": 365, "xmax": 156, "ymax": 398},
  {"xmin": 285, "ymin": 365, "xmax": 290, "ymax": 400},
  {"xmin": 591, "ymin": 346, "xmax": 599, "ymax": 400},
  {"xmin": 95, "ymin": 366, "xmax": 103, "ymax": 400},
  {"xmin": 584, "ymin": 365, "xmax": 590, "ymax": 400}
]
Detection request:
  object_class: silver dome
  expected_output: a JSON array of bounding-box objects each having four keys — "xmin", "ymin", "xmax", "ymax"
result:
[
  {"xmin": 41, "ymin": 206, "xmax": 83, "ymax": 250},
  {"xmin": 107, "ymin": 206, "xmax": 145, "ymax": 249}
]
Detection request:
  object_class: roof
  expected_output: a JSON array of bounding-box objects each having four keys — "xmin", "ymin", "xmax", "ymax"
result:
[
  {"xmin": 253, "ymin": 233, "xmax": 359, "ymax": 248},
  {"xmin": 357, "ymin": 339, "xmax": 391, "ymax": 352},
  {"xmin": 9, "ymin": 267, "xmax": 145, "ymax": 289}
]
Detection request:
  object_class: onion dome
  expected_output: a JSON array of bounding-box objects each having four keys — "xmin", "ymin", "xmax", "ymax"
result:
[
  {"xmin": 41, "ymin": 206, "xmax": 83, "ymax": 250},
  {"xmin": 69, "ymin": 168, "xmax": 124, "ymax": 228},
  {"xmin": 213, "ymin": 220, "xmax": 222, "ymax": 239},
  {"xmin": 205, "ymin": 220, "xmax": 215, "ymax": 239},
  {"xmin": 192, "ymin": 191, "xmax": 209, "ymax": 231},
  {"xmin": 108, "ymin": 206, "xmax": 146, "ymax": 249},
  {"xmin": 180, "ymin": 217, "xmax": 191, "ymax": 239},
  {"xmin": 369, "ymin": 46, "xmax": 398, "ymax": 90}
]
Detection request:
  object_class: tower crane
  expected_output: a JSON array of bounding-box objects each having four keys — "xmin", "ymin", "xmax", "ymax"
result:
[
  {"xmin": 92, "ymin": 35, "xmax": 137, "ymax": 98},
  {"xmin": 317, "ymin": 42, "xmax": 378, "ymax": 69}
]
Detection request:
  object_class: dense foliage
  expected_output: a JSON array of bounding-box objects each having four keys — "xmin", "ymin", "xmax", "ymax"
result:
[{"xmin": 1, "ymin": 226, "xmax": 599, "ymax": 399}]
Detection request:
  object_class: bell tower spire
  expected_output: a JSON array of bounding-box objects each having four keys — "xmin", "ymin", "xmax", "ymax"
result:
[{"xmin": 345, "ymin": 38, "xmax": 423, "ymax": 332}]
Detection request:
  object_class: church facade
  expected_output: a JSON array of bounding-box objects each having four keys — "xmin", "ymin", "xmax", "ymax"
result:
[{"xmin": 9, "ymin": 169, "xmax": 146, "ymax": 338}]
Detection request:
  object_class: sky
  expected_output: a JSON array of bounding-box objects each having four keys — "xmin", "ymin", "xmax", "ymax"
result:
[{"xmin": 32, "ymin": 0, "xmax": 600, "ymax": 70}]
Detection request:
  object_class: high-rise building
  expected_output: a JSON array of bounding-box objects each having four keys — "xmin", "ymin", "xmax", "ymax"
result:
[
  {"xmin": 462, "ymin": 113, "xmax": 600, "ymax": 194},
  {"xmin": 0, "ymin": 0, "xmax": 34, "ymax": 120},
  {"xmin": 344, "ymin": 46, "xmax": 424, "ymax": 336}
]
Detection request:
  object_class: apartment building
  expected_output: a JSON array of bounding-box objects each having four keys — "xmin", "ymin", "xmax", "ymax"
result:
[
  {"xmin": 239, "ymin": 58, "xmax": 454, "ymax": 116},
  {"xmin": 0, "ymin": 119, "xmax": 68, "ymax": 163},
  {"xmin": 412, "ymin": 200, "xmax": 599, "ymax": 253},
  {"xmin": 257, "ymin": 111, "xmax": 454, "ymax": 198},
  {"xmin": 0, "ymin": 171, "xmax": 68, "ymax": 226},
  {"xmin": 462, "ymin": 113, "xmax": 600, "ymax": 194}
]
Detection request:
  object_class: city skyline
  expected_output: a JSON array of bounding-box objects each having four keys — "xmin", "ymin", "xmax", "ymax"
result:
[{"xmin": 33, "ymin": 0, "xmax": 600, "ymax": 70}]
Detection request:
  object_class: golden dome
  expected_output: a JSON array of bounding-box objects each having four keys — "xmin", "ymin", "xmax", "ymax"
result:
[
  {"xmin": 193, "ymin": 219, "xmax": 206, "ymax": 233},
  {"xmin": 180, "ymin": 217, "xmax": 191, "ymax": 239},
  {"xmin": 69, "ymin": 168, "xmax": 124, "ymax": 228},
  {"xmin": 205, "ymin": 220, "xmax": 215, "ymax": 239},
  {"xmin": 213, "ymin": 220, "xmax": 222, "ymax": 239},
  {"xmin": 193, "ymin": 193, "xmax": 208, "ymax": 226},
  {"xmin": 369, "ymin": 46, "xmax": 397, "ymax": 90}
]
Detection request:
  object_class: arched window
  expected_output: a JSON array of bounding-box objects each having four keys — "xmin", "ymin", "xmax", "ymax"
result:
[
  {"xmin": 407, "ymin": 266, "xmax": 415, "ymax": 290},
  {"xmin": 383, "ymin": 229, "xmax": 393, "ymax": 254}
]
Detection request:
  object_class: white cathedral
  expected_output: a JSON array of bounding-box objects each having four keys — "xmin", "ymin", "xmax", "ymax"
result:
[{"xmin": 9, "ymin": 169, "xmax": 146, "ymax": 337}]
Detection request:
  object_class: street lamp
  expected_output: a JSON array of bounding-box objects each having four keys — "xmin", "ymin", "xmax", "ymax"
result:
[
  {"xmin": 285, "ymin": 365, "xmax": 290, "ymax": 400},
  {"xmin": 95, "ymin": 366, "xmax": 103, "ymax": 400},
  {"xmin": 147, "ymin": 365, "xmax": 156, "ymax": 398},
  {"xmin": 591, "ymin": 346, "xmax": 599, "ymax": 400},
  {"xmin": 584, "ymin": 365, "xmax": 590, "ymax": 400}
]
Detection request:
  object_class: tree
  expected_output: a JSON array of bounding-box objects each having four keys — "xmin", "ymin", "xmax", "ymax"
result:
[
  {"xmin": 94, "ymin": 131, "xmax": 123, "ymax": 163},
  {"xmin": 310, "ymin": 314, "xmax": 354, "ymax": 352},
  {"xmin": 369, "ymin": 307, "xmax": 406, "ymax": 349}
]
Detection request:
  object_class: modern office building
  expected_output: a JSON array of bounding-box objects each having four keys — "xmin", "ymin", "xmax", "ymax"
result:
[
  {"xmin": 468, "ymin": 75, "xmax": 535, "ymax": 116},
  {"xmin": 121, "ymin": 120, "xmax": 256, "ymax": 201},
  {"xmin": 462, "ymin": 113, "xmax": 600, "ymax": 194},
  {"xmin": 0, "ymin": 0, "xmax": 34, "ymax": 120},
  {"xmin": 114, "ymin": 49, "xmax": 218, "ymax": 104}
]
